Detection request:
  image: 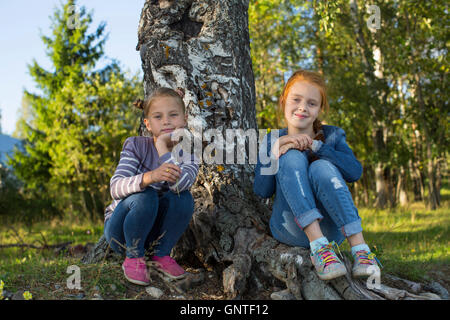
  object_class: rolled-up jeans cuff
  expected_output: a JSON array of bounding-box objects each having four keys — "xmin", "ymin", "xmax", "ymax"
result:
[
  {"xmin": 294, "ymin": 208, "xmax": 323, "ymax": 230},
  {"xmin": 341, "ymin": 219, "xmax": 363, "ymax": 237}
]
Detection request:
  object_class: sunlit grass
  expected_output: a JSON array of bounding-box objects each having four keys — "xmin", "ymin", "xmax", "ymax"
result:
[
  {"xmin": 0, "ymin": 219, "xmax": 128, "ymax": 299},
  {"xmin": 340, "ymin": 200, "xmax": 449, "ymax": 282},
  {"xmin": 0, "ymin": 195, "xmax": 449, "ymax": 298}
]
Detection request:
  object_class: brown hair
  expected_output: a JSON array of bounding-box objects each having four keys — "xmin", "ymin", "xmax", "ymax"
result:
[
  {"xmin": 133, "ymin": 87, "xmax": 186, "ymax": 118},
  {"xmin": 279, "ymin": 70, "xmax": 329, "ymax": 142}
]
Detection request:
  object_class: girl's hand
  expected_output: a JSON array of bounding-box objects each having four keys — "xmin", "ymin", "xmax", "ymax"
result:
[
  {"xmin": 141, "ymin": 163, "xmax": 181, "ymax": 187},
  {"xmin": 292, "ymin": 133, "xmax": 313, "ymax": 150},
  {"xmin": 278, "ymin": 142, "xmax": 298, "ymax": 157},
  {"xmin": 155, "ymin": 127, "xmax": 186, "ymax": 153},
  {"xmin": 271, "ymin": 134, "xmax": 313, "ymax": 158},
  {"xmin": 155, "ymin": 132, "xmax": 177, "ymax": 156},
  {"xmin": 155, "ymin": 132, "xmax": 173, "ymax": 148}
]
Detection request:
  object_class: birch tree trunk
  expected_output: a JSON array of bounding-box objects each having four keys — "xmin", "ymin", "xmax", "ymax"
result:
[
  {"xmin": 82, "ymin": 0, "xmax": 443, "ymax": 301},
  {"xmin": 348, "ymin": 0, "xmax": 390, "ymax": 209}
]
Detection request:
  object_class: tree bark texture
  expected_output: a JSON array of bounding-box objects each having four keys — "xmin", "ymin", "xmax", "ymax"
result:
[{"xmin": 82, "ymin": 0, "xmax": 445, "ymax": 300}]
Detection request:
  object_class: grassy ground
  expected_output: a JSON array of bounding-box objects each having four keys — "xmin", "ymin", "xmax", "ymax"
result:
[
  {"xmin": 341, "ymin": 202, "xmax": 449, "ymax": 284},
  {"xmin": 1, "ymin": 197, "xmax": 449, "ymax": 300},
  {"xmin": 0, "ymin": 220, "xmax": 126, "ymax": 300}
]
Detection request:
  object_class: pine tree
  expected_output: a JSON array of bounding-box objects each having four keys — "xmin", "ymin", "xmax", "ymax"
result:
[{"xmin": 10, "ymin": 0, "xmax": 143, "ymax": 221}]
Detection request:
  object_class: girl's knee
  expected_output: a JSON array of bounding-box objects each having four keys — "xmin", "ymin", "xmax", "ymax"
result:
[
  {"xmin": 127, "ymin": 188, "xmax": 159, "ymax": 213},
  {"xmin": 279, "ymin": 149, "xmax": 308, "ymax": 171},
  {"xmin": 169, "ymin": 190, "xmax": 193, "ymax": 204},
  {"xmin": 309, "ymin": 159, "xmax": 342, "ymax": 182},
  {"xmin": 167, "ymin": 190, "xmax": 194, "ymax": 217}
]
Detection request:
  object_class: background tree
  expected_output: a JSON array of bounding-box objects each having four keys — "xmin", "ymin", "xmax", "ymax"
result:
[
  {"xmin": 9, "ymin": 0, "xmax": 143, "ymax": 222},
  {"xmin": 13, "ymin": 95, "xmax": 34, "ymax": 140},
  {"xmin": 82, "ymin": 0, "xmax": 441, "ymax": 300},
  {"xmin": 314, "ymin": 0, "xmax": 447, "ymax": 209},
  {"xmin": 249, "ymin": 0, "xmax": 448, "ymax": 210},
  {"xmin": 249, "ymin": 0, "xmax": 314, "ymax": 129}
]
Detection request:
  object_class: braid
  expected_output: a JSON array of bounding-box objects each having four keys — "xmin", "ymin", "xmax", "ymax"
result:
[
  {"xmin": 310, "ymin": 119, "xmax": 325, "ymax": 163},
  {"xmin": 313, "ymin": 119, "xmax": 325, "ymax": 142}
]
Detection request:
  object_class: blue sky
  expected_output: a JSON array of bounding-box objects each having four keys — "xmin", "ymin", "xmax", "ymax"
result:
[{"xmin": 0, "ymin": 0, "xmax": 146, "ymax": 135}]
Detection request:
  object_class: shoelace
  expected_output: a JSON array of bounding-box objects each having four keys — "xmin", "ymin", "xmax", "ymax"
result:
[
  {"xmin": 316, "ymin": 242, "xmax": 341, "ymax": 268},
  {"xmin": 331, "ymin": 241, "xmax": 343, "ymax": 259},
  {"xmin": 355, "ymin": 250, "xmax": 383, "ymax": 268}
]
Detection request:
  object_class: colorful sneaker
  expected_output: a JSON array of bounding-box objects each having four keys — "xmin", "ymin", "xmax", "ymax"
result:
[
  {"xmin": 151, "ymin": 256, "xmax": 186, "ymax": 280},
  {"xmin": 352, "ymin": 250, "xmax": 382, "ymax": 278},
  {"xmin": 122, "ymin": 257, "xmax": 150, "ymax": 286},
  {"xmin": 310, "ymin": 242, "xmax": 347, "ymax": 280}
]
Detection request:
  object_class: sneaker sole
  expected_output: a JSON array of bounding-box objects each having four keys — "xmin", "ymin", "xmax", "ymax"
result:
[
  {"xmin": 317, "ymin": 268, "xmax": 347, "ymax": 281},
  {"xmin": 311, "ymin": 257, "xmax": 348, "ymax": 281},
  {"xmin": 122, "ymin": 265, "xmax": 150, "ymax": 286},
  {"xmin": 352, "ymin": 266, "xmax": 381, "ymax": 278}
]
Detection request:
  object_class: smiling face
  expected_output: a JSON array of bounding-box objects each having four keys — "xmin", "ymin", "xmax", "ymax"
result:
[
  {"xmin": 283, "ymin": 80, "xmax": 322, "ymax": 136},
  {"xmin": 143, "ymin": 96, "xmax": 187, "ymax": 138}
]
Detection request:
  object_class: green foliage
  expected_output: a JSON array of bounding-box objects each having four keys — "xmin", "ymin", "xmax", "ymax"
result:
[
  {"xmin": 0, "ymin": 165, "xmax": 59, "ymax": 226},
  {"xmin": 250, "ymin": 0, "xmax": 448, "ymax": 207},
  {"xmin": 249, "ymin": 0, "xmax": 315, "ymax": 129},
  {"xmin": 313, "ymin": 0, "xmax": 448, "ymax": 207},
  {"xmin": 8, "ymin": 0, "xmax": 143, "ymax": 222}
]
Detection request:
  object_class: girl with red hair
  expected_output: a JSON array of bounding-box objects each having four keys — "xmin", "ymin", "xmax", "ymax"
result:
[{"xmin": 254, "ymin": 70, "xmax": 381, "ymax": 281}]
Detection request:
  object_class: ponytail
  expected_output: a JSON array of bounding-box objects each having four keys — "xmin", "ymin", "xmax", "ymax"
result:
[{"xmin": 133, "ymin": 99, "xmax": 145, "ymax": 110}]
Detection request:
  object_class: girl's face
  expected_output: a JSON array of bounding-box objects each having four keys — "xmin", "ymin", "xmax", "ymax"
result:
[
  {"xmin": 284, "ymin": 80, "xmax": 322, "ymax": 134},
  {"xmin": 144, "ymin": 96, "xmax": 187, "ymax": 137}
]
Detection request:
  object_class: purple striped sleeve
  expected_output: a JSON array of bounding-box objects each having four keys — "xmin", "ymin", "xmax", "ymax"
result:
[
  {"xmin": 158, "ymin": 151, "xmax": 199, "ymax": 193},
  {"xmin": 109, "ymin": 138, "xmax": 145, "ymax": 200}
]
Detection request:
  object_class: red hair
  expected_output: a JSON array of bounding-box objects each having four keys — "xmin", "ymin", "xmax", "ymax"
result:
[{"xmin": 279, "ymin": 69, "xmax": 329, "ymax": 142}]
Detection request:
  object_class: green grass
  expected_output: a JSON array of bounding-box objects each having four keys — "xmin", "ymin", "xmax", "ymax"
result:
[
  {"xmin": 340, "ymin": 201, "xmax": 450, "ymax": 283},
  {"xmin": 0, "ymin": 220, "xmax": 130, "ymax": 300},
  {"xmin": 1, "ymin": 197, "xmax": 449, "ymax": 299}
]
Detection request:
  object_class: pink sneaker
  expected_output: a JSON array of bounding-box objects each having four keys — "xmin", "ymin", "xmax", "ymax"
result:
[
  {"xmin": 151, "ymin": 256, "xmax": 186, "ymax": 280},
  {"xmin": 122, "ymin": 257, "xmax": 150, "ymax": 286}
]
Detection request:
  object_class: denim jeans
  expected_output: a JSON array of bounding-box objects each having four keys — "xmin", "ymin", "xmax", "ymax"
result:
[
  {"xmin": 270, "ymin": 149, "xmax": 362, "ymax": 249},
  {"xmin": 104, "ymin": 187, "xmax": 194, "ymax": 258}
]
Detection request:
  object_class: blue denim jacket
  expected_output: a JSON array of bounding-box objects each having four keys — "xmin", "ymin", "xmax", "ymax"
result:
[{"xmin": 253, "ymin": 125, "xmax": 363, "ymax": 198}]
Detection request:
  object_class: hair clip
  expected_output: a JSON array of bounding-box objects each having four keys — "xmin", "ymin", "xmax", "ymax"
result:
[{"xmin": 175, "ymin": 87, "xmax": 185, "ymax": 99}]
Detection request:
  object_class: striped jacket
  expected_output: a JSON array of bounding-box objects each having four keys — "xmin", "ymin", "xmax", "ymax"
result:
[{"xmin": 104, "ymin": 136, "xmax": 199, "ymax": 222}]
